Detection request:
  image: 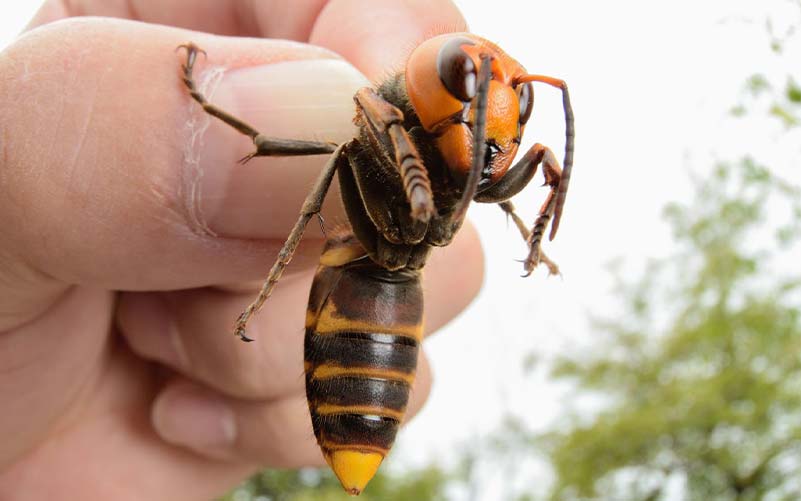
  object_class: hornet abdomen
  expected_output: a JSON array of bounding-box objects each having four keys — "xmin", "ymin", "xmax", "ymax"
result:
[{"xmin": 304, "ymin": 233, "xmax": 423, "ymax": 495}]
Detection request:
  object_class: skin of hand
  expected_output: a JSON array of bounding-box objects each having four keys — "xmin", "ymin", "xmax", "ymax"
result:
[{"xmin": 0, "ymin": 1, "xmax": 484, "ymax": 500}]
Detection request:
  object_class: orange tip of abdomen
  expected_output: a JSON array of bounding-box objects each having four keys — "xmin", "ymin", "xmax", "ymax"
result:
[{"xmin": 327, "ymin": 450, "xmax": 384, "ymax": 496}]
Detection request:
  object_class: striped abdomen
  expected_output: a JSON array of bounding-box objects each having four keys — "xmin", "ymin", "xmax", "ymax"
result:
[{"xmin": 304, "ymin": 234, "xmax": 423, "ymax": 495}]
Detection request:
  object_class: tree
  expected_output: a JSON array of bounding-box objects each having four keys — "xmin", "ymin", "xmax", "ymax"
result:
[
  {"xmin": 541, "ymin": 158, "xmax": 801, "ymax": 501},
  {"xmin": 537, "ymin": 4, "xmax": 801, "ymax": 497}
]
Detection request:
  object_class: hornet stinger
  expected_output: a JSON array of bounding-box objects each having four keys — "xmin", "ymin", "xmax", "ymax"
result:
[{"xmin": 177, "ymin": 32, "xmax": 574, "ymax": 496}]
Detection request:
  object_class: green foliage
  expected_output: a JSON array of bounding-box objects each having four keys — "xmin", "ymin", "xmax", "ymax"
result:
[
  {"xmin": 219, "ymin": 465, "xmax": 450, "ymax": 501},
  {"xmin": 541, "ymin": 160, "xmax": 801, "ymax": 501},
  {"xmin": 786, "ymin": 78, "xmax": 801, "ymax": 103},
  {"xmin": 772, "ymin": 78, "xmax": 801, "ymax": 126},
  {"xmin": 735, "ymin": 74, "xmax": 801, "ymax": 127},
  {"xmin": 745, "ymin": 74, "xmax": 771, "ymax": 96},
  {"xmin": 733, "ymin": 0, "xmax": 801, "ymax": 126}
]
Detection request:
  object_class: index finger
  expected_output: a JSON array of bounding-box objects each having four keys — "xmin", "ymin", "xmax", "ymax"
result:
[
  {"xmin": 26, "ymin": 0, "xmax": 332, "ymax": 41},
  {"xmin": 310, "ymin": 0, "xmax": 467, "ymax": 80},
  {"xmin": 27, "ymin": 0, "xmax": 467, "ymax": 80}
]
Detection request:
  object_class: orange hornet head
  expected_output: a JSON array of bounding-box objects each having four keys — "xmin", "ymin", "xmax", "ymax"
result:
[{"xmin": 404, "ymin": 33, "xmax": 534, "ymax": 190}]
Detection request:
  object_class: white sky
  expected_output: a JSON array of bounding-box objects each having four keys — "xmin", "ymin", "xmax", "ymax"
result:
[{"xmin": 2, "ymin": 1, "xmax": 799, "ymax": 498}]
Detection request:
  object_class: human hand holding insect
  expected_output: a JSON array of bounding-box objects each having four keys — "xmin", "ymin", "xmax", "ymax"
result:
[{"xmin": 0, "ymin": 1, "xmax": 482, "ymax": 500}]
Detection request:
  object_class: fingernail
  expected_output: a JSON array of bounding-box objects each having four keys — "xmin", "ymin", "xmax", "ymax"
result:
[
  {"xmin": 185, "ymin": 59, "xmax": 369, "ymax": 238},
  {"xmin": 117, "ymin": 293, "xmax": 188, "ymax": 369},
  {"xmin": 152, "ymin": 383, "xmax": 237, "ymax": 452}
]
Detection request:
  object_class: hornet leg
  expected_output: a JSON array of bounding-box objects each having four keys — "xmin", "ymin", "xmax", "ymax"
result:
[
  {"xmin": 498, "ymin": 201, "xmax": 560, "ymax": 277},
  {"xmin": 233, "ymin": 145, "xmax": 348, "ymax": 341},
  {"xmin": 177, "ymin": 43, "xmax": 348, "ymax": 341},
  {"xmin": 475, "ymin": 143, "xmax": 563, "ymax": 277},
  {"xmin": 354, "ymin": 87, "xmax": 435, "ymax": 223},
  {"xmin": 177, "ymin": 42, "xmax": 338, "ymax": 161}
]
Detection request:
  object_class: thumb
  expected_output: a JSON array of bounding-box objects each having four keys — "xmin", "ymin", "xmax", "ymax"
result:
[{"xmin": 0, "ymin": 17, "xmax": 368, "ymax": 330}]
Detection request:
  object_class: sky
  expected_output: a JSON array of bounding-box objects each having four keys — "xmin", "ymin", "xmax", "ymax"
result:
[{"xmin": 2, "ymin": 1, "xmax": 799, "ymax": 498}]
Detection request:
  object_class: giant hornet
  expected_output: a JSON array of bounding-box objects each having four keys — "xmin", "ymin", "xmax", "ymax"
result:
[{"xmin": 177, "ymin": 32, "xmax": 573, "ymax": 496}]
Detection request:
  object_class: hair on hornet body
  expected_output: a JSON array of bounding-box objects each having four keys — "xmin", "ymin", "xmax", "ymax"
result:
[{"xmin": 177, "ymin": 33, "xmax": 574, "ymax": 495}]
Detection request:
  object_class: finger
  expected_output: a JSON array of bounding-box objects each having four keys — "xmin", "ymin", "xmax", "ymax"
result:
[
  {"xmin": 0, "ymin": 343, "xmax": 257, "ymax": 500},
  {"xmin": 150, "ymin": 353, "xmax": 433, "ymax": 465},
  {"xmin": 27, "ymin": 0, "xmax": 331, "ymax": 40},
  {"xmin": 27, "ymin": 0, "xmax": 467, "ymax": 81},
  {"xmin": 0, "ymin": 286, "xmax": 113, "ymax": 470},
  {"xmin": 423, "ymin": 222, "xmax": 484, "ymax": 332},
  {"xmin": 0, "ymin": 17, "xmax": 368, "ymax": 329},
  {"xmin": 118, "ymin": 223, "xmax": 483, "ymax": 400},
  {"xmin": 311, "ymin": 0, "xmax": 468, "ymax": 81}
]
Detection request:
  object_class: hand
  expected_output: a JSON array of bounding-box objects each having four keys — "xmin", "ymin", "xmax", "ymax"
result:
[{"xmin": 0, "ymin": 1, "xmax": 482, "ymax": 499}]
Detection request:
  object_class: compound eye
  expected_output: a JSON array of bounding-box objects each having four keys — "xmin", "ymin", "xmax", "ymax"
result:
[
  {"xmin": 436, "ymin": 37, "xmax": 477, "ymax": 102},
  {"xmin": 518, "ymin": 82, "xmax": 534, "ymax": 125}
]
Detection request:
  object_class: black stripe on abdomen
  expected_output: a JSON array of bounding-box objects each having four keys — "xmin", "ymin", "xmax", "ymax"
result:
[
  {"xmin": 305, "ymin": 331, "xmax": 419, "ymax": 374},
  {"xmin": 309, "ymin": 376, "xmax": 411, "ymax": 411},
  {"xmin": 313, "ymin": 413, "xmax": 399, "ymax": 451}
]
